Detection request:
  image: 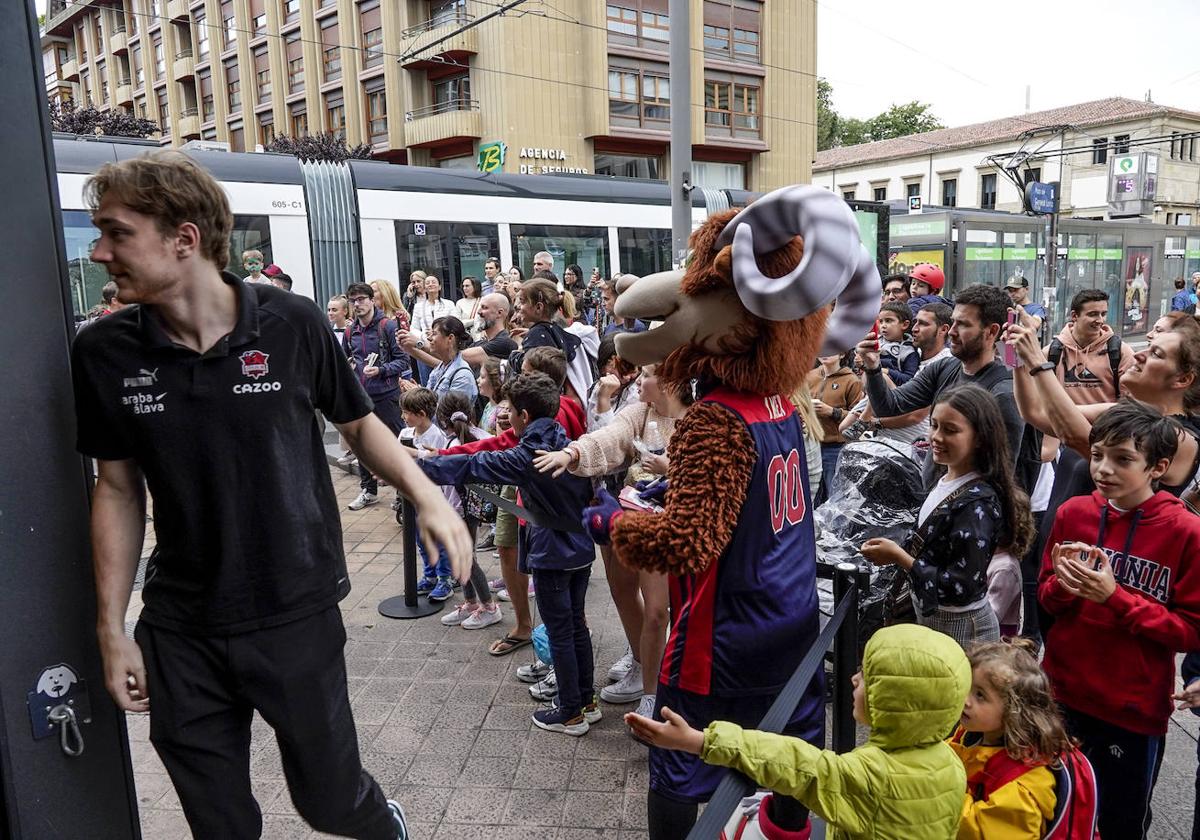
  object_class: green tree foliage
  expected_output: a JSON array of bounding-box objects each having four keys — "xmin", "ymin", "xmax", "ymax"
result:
[
  {"xmin": 49, "ymin": 98, "xmax": 158, "ymax": 138},
  {"xmin": 265, "ymin": 132, "xmax": 373, "ymax": 163},
  {"xmin": 817, "ymin": 80, "xmax": 944, "ymax": 149}
]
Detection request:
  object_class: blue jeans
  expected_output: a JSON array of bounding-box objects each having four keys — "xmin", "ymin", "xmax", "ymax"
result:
[
  {"xmin": 533, "ymin": 567, "xmax": 593, "ymax": 718},
  {"xmin": 416, "ymin": 510, "xmax": 451, "ymax": 580},
  {"xmin": 414, "ymin": 359, "xmax": 432, "ymax": 386},
  {"xmin": 816, "ymin": 442, "xmax": 843, "ymax": 505}
]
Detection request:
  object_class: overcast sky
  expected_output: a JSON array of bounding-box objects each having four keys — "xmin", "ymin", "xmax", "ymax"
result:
[
  {"xmin": 35, "ymin": 0, "xmax": 1200, "ymax": 129},
  {"xmin": 817, "ymin": 0, "xmax": 1200, "ymax": 127}
]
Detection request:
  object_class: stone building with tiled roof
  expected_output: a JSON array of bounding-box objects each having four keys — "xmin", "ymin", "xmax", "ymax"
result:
[{"xmin": 811, "ymin": 97, "xmax": 1200, "ymax": 223}]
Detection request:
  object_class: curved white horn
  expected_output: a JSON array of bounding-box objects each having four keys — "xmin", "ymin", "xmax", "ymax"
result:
[
  {"xmin": 819, "ymin": 244, "xmax": 882, "ymax": 355},
  {"xmin": 715, "ymin": 185, "xmax": 872, "ymax": 325}
]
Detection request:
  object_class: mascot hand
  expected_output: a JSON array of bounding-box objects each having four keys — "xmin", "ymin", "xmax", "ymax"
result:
[
  {"xmin": 634, "ymin": 478, "xmax": 669, "ymax": 505},
  {"xmin": 583, "ymin": 488, "xmax": 623, "ymax": 545}
]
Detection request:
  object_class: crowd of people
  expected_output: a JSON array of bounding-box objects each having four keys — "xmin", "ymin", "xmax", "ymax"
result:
[{"xmin": 69, "ymin": 149, "xmax": 1200, "ymax": 840}]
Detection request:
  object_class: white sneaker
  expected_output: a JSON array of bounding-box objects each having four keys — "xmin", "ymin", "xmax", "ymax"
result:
[
  {"xmin": 462, "ymin": 604, "xmax": 503, "ymax": 629},
  {"xmin": 607, "ymin": 647, "xmax": 635, "ymax": 682},
  {"xmin": 440, "ymin": 602, "xmax": 476, "ymax": 626},
  {"xmin": 337, "ymin": 450, "xmax": 356, "ymax": 466},
  {"xmin": 517, "ymin": 659, "xmax": 551, "ymax": 683},
  {"xmin": 495, "ymin": 588, "xmax": 512, "ymax": 602},
  {"xmin": 600, "ymin": 661, "xmax": 643, "ymax": 704},
  {"xmin": 347, "ymin": 490, "xmax": 378, "ymax": 511},
  {"xmin": 635, "ymin": 693, "xmax": 656, "ymax": 718}
]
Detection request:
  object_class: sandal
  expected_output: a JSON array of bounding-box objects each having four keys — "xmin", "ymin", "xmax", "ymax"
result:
[{"xmin": 489, "ymin": 633, "xmax": 532, "ymax": 656}]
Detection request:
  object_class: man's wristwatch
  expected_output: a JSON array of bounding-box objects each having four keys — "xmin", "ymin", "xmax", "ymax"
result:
[
  {"xmin": 1029, "ymin": 361, "xmax": 1056, "ymax": 376},
  {"xmin": 864, "ymin": 365, "xmax": 883, "ymax": 375}
]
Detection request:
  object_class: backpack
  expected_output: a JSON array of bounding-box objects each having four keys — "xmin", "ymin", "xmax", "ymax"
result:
[
  {"xmin": 966, "ymin": 741, "xmax": 1100, "ymax": 840},
  {"xmin": 1046, "ymin": 334, "xmax": 1122, "ymax": 401}
]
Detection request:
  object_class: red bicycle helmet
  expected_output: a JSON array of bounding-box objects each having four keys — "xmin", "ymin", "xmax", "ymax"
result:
[{"xmin": 910, "ymin": 263, "xmax": 944, "ymax": 293}]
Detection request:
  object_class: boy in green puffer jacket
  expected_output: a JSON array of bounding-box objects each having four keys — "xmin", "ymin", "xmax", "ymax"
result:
[{"xmin": 626, "ymin": 624, "xmax": 970, "ymax": 840}]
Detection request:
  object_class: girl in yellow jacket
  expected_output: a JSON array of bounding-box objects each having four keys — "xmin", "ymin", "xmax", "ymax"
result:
[
  {"xmin": 626, "ymin": 624, "xmax": 972, "ymax": 840},
  {"xmin": 949, "ymin": 639, "xmax": 1072, "ymax": 839}
]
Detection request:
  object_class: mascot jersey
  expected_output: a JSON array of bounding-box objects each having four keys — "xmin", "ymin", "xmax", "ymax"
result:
[{"xmin": 660, "ymin": 387, "xmax": 821, "ymax": 703}]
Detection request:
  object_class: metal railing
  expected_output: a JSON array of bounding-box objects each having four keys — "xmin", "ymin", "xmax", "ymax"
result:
[
  {"xmin": 179, "ymin": 107, "xmax": 198, "ymax": 117},
  {"xmin": 687, "ymin": 561, "xmax": 867, "ymax": 840},
  {"xmin": 404, "ymin": 98, "xmax": 479, "ymax": 122},
  {"xmin": 402, "ymin": 10, "xmax": 472, "ymax": 38},
  {"xmin": 175, "ymin": 47, "xmax": 193, "ymax": 59}
]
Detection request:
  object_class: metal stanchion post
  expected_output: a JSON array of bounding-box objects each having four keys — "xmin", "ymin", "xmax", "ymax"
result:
[
  {"xmin": 378, "ymin": 499, "xmax": 443, "ymax": 619},
  {"xmin": 831, "ymin": 562, "xmax": 861, "ymax": 753}
]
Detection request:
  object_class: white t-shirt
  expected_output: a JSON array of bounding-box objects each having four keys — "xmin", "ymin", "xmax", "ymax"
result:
[
  {"xmin": 917, "ymin": 470, "xmax": 980, "ymax": 528},
  {"xmin": 412, "ymin": 424, "xmax": 461, "ymax": 513}
]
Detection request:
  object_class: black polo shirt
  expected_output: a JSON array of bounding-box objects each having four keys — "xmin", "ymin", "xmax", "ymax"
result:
[
  {"xmin": 471, "ymin": 328, "xmax": 517, "ymax": 360},
  {"xmin": 72, "ymin": 272, "xmax": 373, "ymax": 634}
]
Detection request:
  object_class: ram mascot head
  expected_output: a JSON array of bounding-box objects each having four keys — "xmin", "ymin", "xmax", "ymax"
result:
[{"xmin": 613, "ymin": 185, "xmax": 881, "ymax": 396}]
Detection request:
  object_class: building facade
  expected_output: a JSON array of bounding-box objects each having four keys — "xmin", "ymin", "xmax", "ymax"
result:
[
  {"xmin": 41, "ymin": 0, "xmax": 815, "ymax": 191},
  {"xmin": 811, "ymin": 98, "xmax": 1200, "ymax": 225}
]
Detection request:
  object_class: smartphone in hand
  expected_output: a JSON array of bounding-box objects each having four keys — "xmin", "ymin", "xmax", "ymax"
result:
[{"xmin": 1002, "ymin": 311, "xmax": 1021, "ymax": 368}]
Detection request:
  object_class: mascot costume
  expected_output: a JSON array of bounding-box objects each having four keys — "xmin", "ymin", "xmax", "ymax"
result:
[{"xmin": 583, "ymin": 185, "xmax": 880, "ymax": 840}]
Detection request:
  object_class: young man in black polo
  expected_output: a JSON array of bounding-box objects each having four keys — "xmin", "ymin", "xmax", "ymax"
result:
[{"xmin": 71, "ymin": 152, "xmax": 471, "ymax": 840}]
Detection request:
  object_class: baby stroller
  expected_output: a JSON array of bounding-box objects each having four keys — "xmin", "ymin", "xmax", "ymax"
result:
[{"xmin": 814, "ymin": 438, "xmax": 925, "ymax": 648}]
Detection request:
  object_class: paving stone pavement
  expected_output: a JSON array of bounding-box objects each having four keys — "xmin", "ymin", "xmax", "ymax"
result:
[{"xmin": 124, "ymin": 467, "xmax": 1198, "ymax": 839}]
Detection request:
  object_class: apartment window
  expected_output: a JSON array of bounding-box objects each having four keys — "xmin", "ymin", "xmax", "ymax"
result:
[
  {"xmin": 360, "ymin": 1, "xmax": 383, "ymax": 68},
  {"xmin": 222, "ymin": 0, "xmax": 236, "ymax": 49},
  {"xmin": 905, "ymin": 182, "xmax": 920, "ymax": 200},
  {"xmin": 254, "ymin": 47, "xmax": 270, "ymax": 102},
  {"xmin": 1024, "ymin": 167, "xmax": 1041, "ymax": 185},
  {"xmin": 873, "ymin": 185, "xmax": 886, "ymax": 201},
  {"xmin": 325, "ymin": 92, "xmax": 345, "ymax": 138},
  {"xmin": 112, "ymin": 8, "xmax": 126, "ymax": 32},
  {"xmin": 429, "ymin": 0, "xmax": 467, "ymax": 27},
  {"xmin": 202, "ymin": 127, "xmax": 216, "ymax": 140},
  {"xmin": 76, "ymin": 25, "xmax": 87, "ymax": 62},
  {"xmin": 56, "ymin": 44, "xmax": 70, "ymax": 66},
  {"xmin": 128, "ymin": 2, "xmax": 137, "ymax": 35},
  {"xmin": 1114, "ymin": 134, "xmax": 1130, "ymax": 154},
  {"xmin": 941, "ymin": 177, "xmax": 957, "ymax": 207},
  {"xmin": 431, "ymin": 72, "xmax": 470, "ymax": 111},
  {"xmin": 97, "ymin": 62, "xmax": 109, "ymax": 103},
  {"xmin": 285, "ymin": 33, "xmax": 303, "ymax": 92},
  {"xmin": 365, "ymin": 84, "xmax": 387, "ymax": 141},
  {"xmin": 148, "ymin": 0, "xmax": 161, "ymax": 22},
  {"xmin": 290, "ymin": 103, "xmax": 308, "ymax": 136},
  {"xmin": 198, "ymin": 68, "xmax": 214, "ymax": 120},
  {"xmin": 321, "ymin": 17, "xmax": 341, "ymax": 80},
  {"xmin": 1092, "ymin": 137, "xmax": 1107, "ymax": 165},
  {"xmin": 703, "ymin": 1, "xmax": 761, "ymax": 63},
  {"xmin": 81, "ymin": 70, "xmax": 91, "ymax": 105},
  {"xmin": 980, "ymin": 173, "xmax": 997, "ymax": 209},
  {"xmin": 229, "ymin": 121, "xmax": 245, "ymax": 152},
  {"xmin": 134, "ymin": 95, "xmax": 146, "ymax": 118},
  {"xmin": 595, "ymin": 153, "xmax": 662, "ymax": 180},
  {"xmin": 157, "ymin": 87, "xmax": 170, "ymax": 134},
  {"xmin": 93, "ymin": 14, "xmax": 103, "ymax": 52},
  {"xmin": 260, "ymin": 112, "xmax": 274, "ymax": 143},
  {"xmin": 249, "ymin": 0, "xmax": 267, "ymax": 35},
  {"xmin": 842, "ymin": 189, "xmax": 855, "ymax": 201},
  {"xmin": 195, "ymin": 14, "xmax": 209, "ymax": 58},
  {"xmin": 1171, "ymin": 131, "xmax": 1180, "ymax": 159},
  {"xmin": 703, "ymin": 79, "xmax": 759, "ymax": 138},
  {"xmin": 608, "ymin": 66, "xmax": 669, "ymax": 127},
  {"xmin": 282, "ymin": 0, "xmax": 300, "ymax": 23},
  {"xmin": 131, "ymin": 44, "xmax": 144, "ymax": 87},
  {"xmin": 1191, "ymin": 138, "xmax": 1197, "ymax": 162},
  {"xmin": 175, "ymin": 22, "xmax": 194, "ymax": 58},
  {"xmin": 152, "ymin": 36, "xmax": 164, "ymax": 79},
  {"xmin": 225, "ymin": 59, "xmax": 240, "ymax": 111},
  {"xmin": 693, "ymin": 161, "xmax": 744, "ymax": 190},
  {"xmin": 606, "ymin": 1, "xmax": 669, "ymax": 49}
]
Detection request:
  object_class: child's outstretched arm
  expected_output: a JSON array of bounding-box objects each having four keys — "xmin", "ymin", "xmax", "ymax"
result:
[{"xmin": 624, "ymin": 707, "xmax": 704, "ymax": 754}]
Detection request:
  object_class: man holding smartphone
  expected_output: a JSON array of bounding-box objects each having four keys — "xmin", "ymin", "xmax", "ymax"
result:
[{"xmin": 345, "ymin": 281, "xmax": 413, "ymax": 510}]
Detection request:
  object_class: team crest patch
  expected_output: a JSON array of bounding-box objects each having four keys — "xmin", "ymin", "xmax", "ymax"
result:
[{"xmin": 239, "ymin": 350, "xmax": 270, "ymax": 379}]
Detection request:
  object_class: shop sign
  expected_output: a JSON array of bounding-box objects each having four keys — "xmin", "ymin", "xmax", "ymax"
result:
[
  {"xmin": 517, "ymin": 146, "xmax": 589, "ymax": 175},
  {"xmin": 1067, "ymin": 248, "xmax": 1097, "ymax": 261},
  {"xmin": 889, "ymin": 219, "xmax": 944, "ymax": 238},
  {"xmin": 1098, "ymin": 248, "xmax": 1123, "ymax": 260},
  {"xmin": 1004, "ymin": 247, "xmax": 1037, "ymax": 260},
  {"xmin": 477, "ymin": 141, "xmax": 507, "ymax": 173}
]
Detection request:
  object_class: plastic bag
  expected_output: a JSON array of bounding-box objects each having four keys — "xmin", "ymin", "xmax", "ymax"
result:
[
  {"xmin": 813, "ymin": 439, "xmax": 925, "ymax": 642},
  {"xmin": 531, "ymin": 624, "xmax": 552, "ymax": 666}
]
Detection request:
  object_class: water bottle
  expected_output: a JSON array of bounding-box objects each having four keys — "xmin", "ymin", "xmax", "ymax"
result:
[{"xmin": 643, "ymin": 420, "xmax": 665, "ymax": 456}]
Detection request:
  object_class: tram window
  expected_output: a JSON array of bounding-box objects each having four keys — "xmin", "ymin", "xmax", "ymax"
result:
[
  {"xmin": 395, "ymin": 221, "xmax": 500, "ymax": 300},
  {"xmin": 510, "ymin": 225, "xmax": 609, "ymax": 284},
  {"xmin": 225, "ymin": 215, "xmax": 273, "ymax": 279},
  {"xmin": 618, "ymin": 228, "xmax": 671, "ymax": 278},
  {"xmin": 60, "ymin": 209, "xmax": 272, "ymax": 318}
]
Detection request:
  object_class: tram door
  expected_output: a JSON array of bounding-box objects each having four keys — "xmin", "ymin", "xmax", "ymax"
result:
[{"xmin": 0, "ymin": 1, "xmax": 139, "ymax": 836}]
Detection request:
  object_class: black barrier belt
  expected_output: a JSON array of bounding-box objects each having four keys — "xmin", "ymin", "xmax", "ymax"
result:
[
  {"xmin": 468, "ymin": 485, "xmax": 588, "ymax": 535},
  {"xmin": 685, "ymin": 589, "xmax": 856, "ymax": 840}
]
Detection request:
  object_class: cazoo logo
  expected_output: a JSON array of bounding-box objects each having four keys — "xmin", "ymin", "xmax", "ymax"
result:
[
  {"xmin": 122, "ymin": 392, "xmax": 166, "ymax": 415},
  {"xmin": 233, "ymin": 381, "xmax": 282, "ymax": 394}
]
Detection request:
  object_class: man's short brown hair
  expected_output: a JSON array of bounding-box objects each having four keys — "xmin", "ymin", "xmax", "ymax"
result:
[{"xmin": 85, "ymin": 151, "xmax": 233, "ymax": 270}]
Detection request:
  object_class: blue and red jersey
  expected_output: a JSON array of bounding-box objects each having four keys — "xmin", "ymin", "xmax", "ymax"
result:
[{"xmin": 659, "ymin": 387, "xmax": 822, "ymax": 699}]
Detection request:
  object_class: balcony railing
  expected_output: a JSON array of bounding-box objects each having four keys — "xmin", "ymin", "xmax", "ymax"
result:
[
  {"xmin": 402, "ymin": 10, "xmax": 471, "ymax": 38},
  {"xmin": 175, "ymin": 47, "xmax": 193, "ymax": 59},
  {"xmin": 404, "ymin": 98, "xmax": 478, "ymax": 121},
  {"xmin": 179, "ymin": 107, "xmax": 198, "ymax": 117},
  {"xmin": 118, "ymin": 76, "xmax": 132, "ymax": 85}
]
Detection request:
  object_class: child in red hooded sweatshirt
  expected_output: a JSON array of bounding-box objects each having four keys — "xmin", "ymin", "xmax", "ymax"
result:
[{"xmin": 1039, "ymin": 399, "xmax": 1200, "ymax": 840}]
